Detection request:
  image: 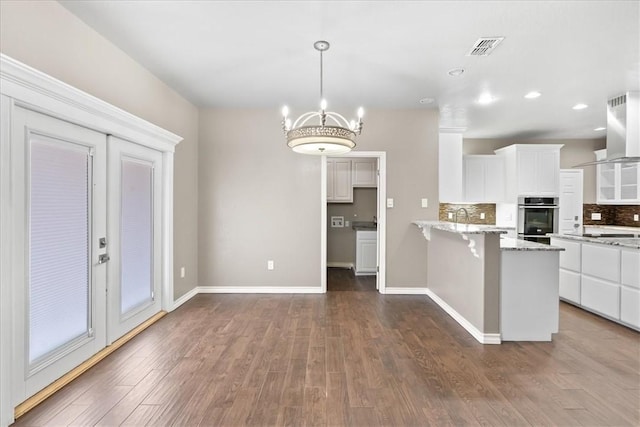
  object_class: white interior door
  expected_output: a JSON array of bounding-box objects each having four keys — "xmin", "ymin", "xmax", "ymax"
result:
[
  {"xmin": 559, "ymin": 169, "xmax": 584, "ymax": 235},
  {"xmin": 107, "ymin": 136, "xmax": 163, "ymax": 343},
  {"xmin": 11, "ymin": 107, "xmax": 107, "ymax": 401}
]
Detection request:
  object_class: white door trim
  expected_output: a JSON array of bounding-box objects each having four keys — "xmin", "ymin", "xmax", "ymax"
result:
[
  {"xmin": 0, "ymin": 54, "xmax": 181, "ymax": 427},
  {"xmin": 321, "ymin": 151, "xmax": 387, "ymax": 293}
]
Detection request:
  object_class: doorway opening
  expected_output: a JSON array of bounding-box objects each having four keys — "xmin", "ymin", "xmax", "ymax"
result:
[{"xmin": 320, "ymin": 152, "xmax": 386, "ymax": 293}]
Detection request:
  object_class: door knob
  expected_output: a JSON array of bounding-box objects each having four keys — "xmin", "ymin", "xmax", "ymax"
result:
[{"xmin": 98, "ymin": 253, "xmax": 110, "ymax": 264}]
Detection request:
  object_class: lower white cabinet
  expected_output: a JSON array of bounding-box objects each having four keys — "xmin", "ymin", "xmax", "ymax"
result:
[
  {"xmin": 356, "ymin": 230, "xmax": 377, "ymax": 276},
  {"xmin": 551, "ymin": 237, "xmax": 640, "ymax": 330},
  {"xmin": 581, "ymin": 276, "xmax": 620, "ymax": 319}
]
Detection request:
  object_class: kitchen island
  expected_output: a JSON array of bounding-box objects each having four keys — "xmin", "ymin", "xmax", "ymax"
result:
[
  {"xmin": 414, "ymin": 221, "xmax": 564, "ymax": 343},
  {"xmin": 549, "ymin": 233, "xmax": 640, "ymax": 331}
]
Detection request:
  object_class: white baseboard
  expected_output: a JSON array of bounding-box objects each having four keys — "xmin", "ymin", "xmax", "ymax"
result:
[
  {"xmin": 170, "ymin": 287, "xmax": 198, "ymax": 311},
  {"xmin": 327, "ymin": 262, "xmax": 354, "ymax": 269},
  {"xmin": 197, "ymin": 286, "xmax": 324, "ymax": 294},
  {"xmin": 384, "ymin": 287, "xmax": 427, "ymax": 295},
  {"xmin": 425, "ymin": 289, "xmax": 501, "ymax": 344}
]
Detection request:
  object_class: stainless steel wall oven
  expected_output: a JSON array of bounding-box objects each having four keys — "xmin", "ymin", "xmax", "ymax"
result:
[{"xmin": 517, "ymin": 197, "xmax": 558, "ymax": 244}]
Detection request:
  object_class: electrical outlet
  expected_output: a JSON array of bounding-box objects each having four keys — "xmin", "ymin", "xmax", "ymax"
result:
[
  {"xmin": 448, "ymin": 212, "xmax": 453, "ymax": 219},
  {"xmin": 421, "ymin": 198, "xmax": 428, "ymax": 208},
  {"xmin": 267, "ymin": 260, "xmax": 274, "ymax": 270},
  {"xmin": 635, "ymin": 214, "xmax": 639, "ymax": 222},
  {"xmin": 480, "ymin": 213, "xmax": 485, "ymax": 220},
  {"xmin": 591, "ymin": 212, "xmax": 602, "ymax": 221},
  {"xmin": 387, "ymin": 198, "xmax": 394, "ymax": 208},
  {"xmin": 180, "ymin": 267, "xmax": 185, "ymax": 278},
  {"xmin": 331, "ymin": 216, "xmax": 344, "ymax": 227}
]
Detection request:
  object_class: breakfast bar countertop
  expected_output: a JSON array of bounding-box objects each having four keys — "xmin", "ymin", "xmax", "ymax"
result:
[{"xmin": 547, "ymin": 233, "xmax": 640, "ymax": 249}]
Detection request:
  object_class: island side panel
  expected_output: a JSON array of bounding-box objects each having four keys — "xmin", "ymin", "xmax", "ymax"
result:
[{"xmin": 426, "ymin": 228, "xmax": 489, "ymax": 335}]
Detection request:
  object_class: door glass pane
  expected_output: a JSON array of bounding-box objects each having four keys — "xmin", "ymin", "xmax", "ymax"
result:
[
  {"xmin": 120, "ymin": 159, "xmax": 153, "ymax": 315},
  {"xmin": 29, "ymin": 137, "xmax": 90, "ymax": 363}
]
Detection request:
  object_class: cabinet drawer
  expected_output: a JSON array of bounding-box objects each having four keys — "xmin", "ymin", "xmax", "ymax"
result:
[
  {"xmin": 621, "ymin": 286, "xmax": 640, "ymax": 329},
  {"xmin": 559, "ymin": 269, "xmax": 580, "ymax": 304},
  {"xmin": 552, "ymin": 239, "xmax": 581, "ymax": 272},
  {"xmin": 582, "ymin": 243, "xmax": 620, "ymax": 282},
  {"xmin": 581, "ymin": 276, "xmax": 620, "ymax": 319},
  {"xmin": 622, "ymin": 249, "xmax": 640, "ymax": 289}
]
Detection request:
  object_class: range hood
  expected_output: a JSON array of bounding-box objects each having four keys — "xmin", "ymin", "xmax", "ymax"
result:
[{"xmin": 603, "ymin": 92, "xmax": 640, "ymax": 163}]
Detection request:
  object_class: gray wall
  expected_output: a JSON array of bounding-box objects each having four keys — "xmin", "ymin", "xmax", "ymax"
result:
[
  {"xmin": 327, "ymin": 187, "xmax": 377, "ymax": 265},
  {"xmin": 199, "ymin": 109, "xmax": 439, "ymax": 289},
  {"xmin": 0, "ymin": 1, "xmax": 200, "ymax": 300},
  {"xmin": 464, "ymin": 138, "xmax": 606, "ymax": 204}
]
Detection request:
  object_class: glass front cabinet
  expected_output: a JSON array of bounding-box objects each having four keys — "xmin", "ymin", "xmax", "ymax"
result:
[{"xmin": 595, "ymin": 149, "xmax": 640, "ymax": 204}]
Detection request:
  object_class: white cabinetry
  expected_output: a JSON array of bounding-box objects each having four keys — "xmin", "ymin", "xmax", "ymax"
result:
[
  {"xmin": 495, "ymin": 144, "xmax": 563, "ymax": 198},
  {"xmin": 356, "ymin": 230, "xmax": 377, "ymax": 275},
  {"xmin": 595, "ymin": 149, "xmax": 640, "ymax": 204},
  {"xmin": 552, "ymin": 238, "xmax": 582, "ymax": 304},
  {"xmin": 438, "ymin": 133, "xmax": 464, "ymax": 202},
  {"xmin": 327, "ymin": 158, "xmax": 352, "ymax": 203},
  {"xmin": 352, "ymin": 159, "xmax": 377, "ymax": 187},
  {"xmin": 463, "ymin": 155, "xmax": 505, "ymax": 202},
  {"xmin": 551, "ymin": 237, "xmax": 640, "ymax": 330}
]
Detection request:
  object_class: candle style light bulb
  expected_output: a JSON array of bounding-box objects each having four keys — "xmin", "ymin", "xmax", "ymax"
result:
[
  {"xmin": 320, "ymin": 99, "xmax": 327, "ymax": 110},
  {"xmin": 282, "ymin": 105, "xmax": 289, "ymax": 118},
  {"xmin": 357, "ymin": 107, "xmax": 364, "ymax": 118}
]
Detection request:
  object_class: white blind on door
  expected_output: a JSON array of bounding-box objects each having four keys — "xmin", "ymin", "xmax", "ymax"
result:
[
  {"xmin": 29, "ymin": 137, "xmax": 90, "ymax": 363},
  {"xmin": 120, "ymin": 158, "xmax": 153, "ymax": 315}
]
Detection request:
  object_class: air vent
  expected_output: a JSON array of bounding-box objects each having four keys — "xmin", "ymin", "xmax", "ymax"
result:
[
  {"xmin": 467, "ymin": 37, "xmax": 505, "ymax": 56},
  {"xmin": 608, "ymin": 94, "xmax": 626, "ymax": 107}
]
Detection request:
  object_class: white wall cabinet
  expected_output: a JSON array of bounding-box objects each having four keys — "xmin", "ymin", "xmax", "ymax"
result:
[
  {"xmin": 352, "ymin": 158, "xmax": 377, "ymax": 187},
  {"xmin": 551, "ymin": 237, "xmax": 640, "ymax": 330},
  {"xmin": 495, "ymin": 144, "xmax": 563, "ymax": 198},
  {"xmin": 595, "ymin": 149, "xmax": 640, "ymax": 204},
  {"xmin": 356, "ymin": 230, "xmax": 377, "ymax": 275},
  {"xmin": 463, "ymin": 155, "xmax": 505, "ymax": 202},
  {"xmin": 327, "ymin": 158, "xmax": 352, "ymax": 203}
]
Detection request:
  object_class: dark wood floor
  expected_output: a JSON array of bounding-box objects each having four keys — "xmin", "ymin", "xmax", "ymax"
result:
[
  {"xmin": 12, "ymin": 278, "xmax": 640, "ymax": 426},
  {"xmin": 327, "ymin": 267, "xmax": 376, "ymax": 292}
]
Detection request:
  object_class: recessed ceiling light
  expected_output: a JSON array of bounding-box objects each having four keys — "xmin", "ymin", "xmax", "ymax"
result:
[
  {"xmin": 572, "ymin": 103, "xmax": 588, "ymax": 110},
  {"xmin": 448, "ymin": 68, "xmax": 465, "ymax": 77},
  {"xmin": 477, "ymin": 93, "xmax": 496, "ymax": 105},
  {"xmin": 419, "ymin": 97, "xmax": 435, "ymax": 104},
  {"xmin": 524, "ymin": 91, "xmax": 541, "ymax": 99},
  {"xmin": 594, "ymin": 127, "xmax": 606, "ymax": 131}
]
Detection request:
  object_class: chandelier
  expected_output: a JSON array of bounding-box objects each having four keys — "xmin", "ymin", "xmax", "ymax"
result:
[{"xmin": 282, "ymin": 40, "xmax": 364, "ymax": 155}]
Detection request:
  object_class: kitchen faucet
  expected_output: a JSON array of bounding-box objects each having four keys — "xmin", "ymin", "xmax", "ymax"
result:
[{"xmin": 454, "ymin": 207, "xmax": 469, "ymax": 225}]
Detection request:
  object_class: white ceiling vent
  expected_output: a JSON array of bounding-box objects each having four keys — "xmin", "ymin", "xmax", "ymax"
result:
[{"xmin": 467, "ymin": 37, "xmax": 505, "ymax": 56}]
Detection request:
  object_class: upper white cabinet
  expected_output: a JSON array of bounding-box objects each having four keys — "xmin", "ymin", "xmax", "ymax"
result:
[
  {"xmin": 352, "ymin": 158, "xmax": 377, "ymax": 187},
  {"xmin": 595, "ymin": 149, "xmax": 640, "ymax": 204},
  {"xmin": 327, "ymin": 158, "xmax": 353, "ymax": 203},
  {"xmin": 463, "ymin": 155, "xmax": 505, "ymax": 202},
  {"xmin": 495, "ymin": 144, "xmax": 563, "ymax": 198},
  {"xmin": 438, "ymin": 133, "xmax": 464, "ymax": 202}
]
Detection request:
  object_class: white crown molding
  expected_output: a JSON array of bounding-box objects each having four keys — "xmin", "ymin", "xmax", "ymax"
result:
[
  {"xmin": 426, "ymin": 289, "xmax": 501, "ymax": 344},
  {"xmin": 0, "ymin": 54, "xmax": 182, "ymax": 152}
]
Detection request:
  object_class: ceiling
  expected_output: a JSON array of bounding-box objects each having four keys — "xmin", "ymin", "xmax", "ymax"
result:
[{"xmin": 59, "ymin": 0, "xmax": 639, "ymax": 139}]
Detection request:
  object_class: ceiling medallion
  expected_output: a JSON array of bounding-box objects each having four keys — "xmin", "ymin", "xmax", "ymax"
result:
[{"xmin": 282, "ymin": 40, "xmax": 364, "ymax": 155}]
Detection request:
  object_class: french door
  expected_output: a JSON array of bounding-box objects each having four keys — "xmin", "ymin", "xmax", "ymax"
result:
[
  {"xmin": 11, "ymin": 109, "xmax": 163, "ymax": 405},
  {"xmin": 12, "ymin": 107, "xmax": 107, "ymax": 400},
  {"xmin": 107, "ymin": 136, "xmax": 162, "ymax": 344}
]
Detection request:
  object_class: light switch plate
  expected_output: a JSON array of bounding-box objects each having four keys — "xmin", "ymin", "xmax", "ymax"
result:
[
  {"xmin": 635, "ymin": 214, "xmax": 639, "ymax": 222},
  {"xmin": 591, "ymin": 212, "xmax": 602, "ymax": 221},
  {"xmin": 421, "ymin": 198, "xmax": 428, "ymax": 208},
  {"xmin": 387, "ymin": 198, "xmax": 394, "ymax": 208},
  {"xmin": 480, "ymin": 213, "xmax": 485, "ymax": 220}
]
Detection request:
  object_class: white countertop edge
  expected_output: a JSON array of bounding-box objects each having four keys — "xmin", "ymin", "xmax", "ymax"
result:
[
  {"xmin": 500, "ymin": 237, "xmax": 564, "ymax": 252},
  {"xmin": 412, "ymin": 220, "xmax": 510, "ymax": 235}
]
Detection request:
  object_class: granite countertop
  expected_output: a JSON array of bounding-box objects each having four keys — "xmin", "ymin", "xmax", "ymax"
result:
[
  {"xmin": 500, "ymin": 237, "xmax": 564, "ymax": 252},
  {"xmin": 352, "ymin": 221, "xmax": 377, "ymax": 231},
  {"xmin": 548, "ymin": 233, "xmax": 640, "ymax": 249},
  {"xmin": 584, "ymin": 224, "xmax": 640, "ymax": 235},
  {"xmin": 413, "ymin": 220, "xmax": 510, "ymax": 235}
]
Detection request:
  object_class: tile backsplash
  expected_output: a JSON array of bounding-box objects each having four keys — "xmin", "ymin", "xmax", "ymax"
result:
[
  {"xmin": 583, "ymin": 204, "xmax": 640, "ymax": 227},
  {"xmin": 439, "ymin": 203, "xmax": 496, "ymax": 225}
]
